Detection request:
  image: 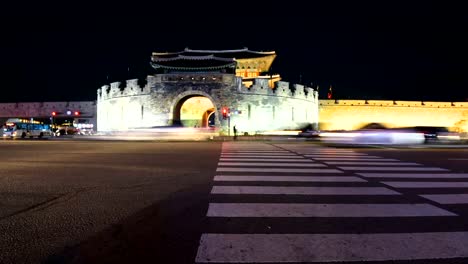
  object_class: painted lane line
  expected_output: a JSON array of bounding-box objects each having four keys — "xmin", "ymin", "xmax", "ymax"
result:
[
  {"xmin": 214, "ymin": 175, "xmax": 366, "ymax": 182},
  {"xmin": 211, "ymin": 186, "xmax": 400, "ymax": 195},
  {"xmin": 222, "ymin": 151, "xmax": 290, "ymax": 153},
  {"xmin": 383, "ymin": 182, "xmax": 468, "ymax": 188},
  {"xmin": 305, "ymin": 154, "xmax": 373, "ymax": 157},
  {"xmin": 326, "ymin": 161, "xmax": 421, "ymax": 166},
  {"xmin": 338, "ymin": 166, "xmax": 449, "ymax": 171},
  {"xmin": 421, "ymin": 194, "xmax": 468, "ymax": 204},
  {"xmin": 220, "ymin": 158, "xmax": 308, "ymax": 162},
  {"xmin": 358, "ymin": 173, "xmax": 468, "ymax": 178},
  {"xmin": 297, "ymin": 151, "xmax": 369, "ymax": 156},
  {"xmin": 314, "ymin": 157, "xmax": 398, "ymax": 161},
  {"xmin": 221, "ymin": 155, "xmax": 300, "ymax": 158},
  {"xmin": 217, "ymin": 162, "xmax": 325, "ymax": 167},
  {"xmin": 216, "ymin": 168, "xmax": 343, "ymax": 173},
  {"xmin": 195, "ymin": 232, "xmax": 468, "ymax": 263},
  {"xmin": 206, "ymin": 203, "xmax": 456, "ymax": 217}
]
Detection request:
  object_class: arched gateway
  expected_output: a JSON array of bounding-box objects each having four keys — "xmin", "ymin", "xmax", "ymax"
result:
[
  {"xmin": 97, "ymin": 48, "xmax": 319, "ymax": 135},
  {"xmin": 171, "ymin": 91, "xmax": 217, "ymax": 127}
]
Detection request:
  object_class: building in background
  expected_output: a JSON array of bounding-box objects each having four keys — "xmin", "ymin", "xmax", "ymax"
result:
[
  {"xmin": 0, "ymin": 101, "xmax": 97, "ymax": 135},
  {"xmin": 97, "ymin": 48, "xmax": 319, "ymax": 135},
  {"xmin": 1, "ymin": 48, "xmax": 466, "ymax": 136}
]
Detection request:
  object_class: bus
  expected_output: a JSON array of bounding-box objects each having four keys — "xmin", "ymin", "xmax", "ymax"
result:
[{"xmin": 2, "ymin": 118, "xmax": 53, "ymax": 139}]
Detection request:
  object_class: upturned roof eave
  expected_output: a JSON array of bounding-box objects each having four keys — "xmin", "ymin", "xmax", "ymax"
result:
[
  {"xmin": 152, "ymin": 55, "xmax": 236, "ymax": 62},
  {"xmin": 150, "ymin": 62, "xmax": 237, "ymax": 71},
  {"xmin": 184, "ymin": 47, "xmax": 276, "ymax": 55}
]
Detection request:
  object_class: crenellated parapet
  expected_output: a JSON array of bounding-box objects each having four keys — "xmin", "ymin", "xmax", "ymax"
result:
[
  {"xmin": 241, "ymin": 78, "xmax": 274, "ymax": 95},
  {"xmin": 98, "ymin": 74, "xmax": 317, "ymax": 104},
  {"xmin": 109, "ymin": 82, "xmax": 122, "ymax": 98},
  {"xmin": 96, "ymin": 72, "xmax": 320, "ymax": 133},
  {"xmin": 98, "ymin": 77, "xmax": 154, "ymax": 101},
  {"xmin": 236, "ymin": 79, "xmax": 315, "ymax": 101},
  {"xmin": 121, "ymin": 79, "xmax": 141, "ymax": 96},
  {"xmin": 293, "ymin": 84, "xmax": 305, "ymax": 98},
  {"xmin": 274, "ymin": 81, "xmax": 292, "ymax": 97},
  {"xmin": 319, "ymin": 99, "xmax": 468, "ymax": 108}
]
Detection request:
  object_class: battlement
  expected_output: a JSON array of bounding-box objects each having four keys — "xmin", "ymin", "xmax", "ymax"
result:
[
  {"xmin": 239, "ymin": 79, "xmax": 317, "ymax": 101},
  {"xmin": 98, "ymin": 74, "xmax": 318, "ymax": 102},
  {"xmin": 98, "ymin": 77, "xmax": 152, "ymax": 100},
  {"xmin": 319, "ymin": 99, "xmax": 468, "ymax": 108}
]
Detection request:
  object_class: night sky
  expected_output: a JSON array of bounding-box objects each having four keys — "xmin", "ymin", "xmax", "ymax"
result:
[{"xmin": 2, "ymin": 1, "xmax": 467, "ymax": 103}]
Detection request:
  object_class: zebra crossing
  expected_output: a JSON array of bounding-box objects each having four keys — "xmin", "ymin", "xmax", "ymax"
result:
[{"xmin": 195, "ymin": 142, "xmax": 468, "ymax": 263}]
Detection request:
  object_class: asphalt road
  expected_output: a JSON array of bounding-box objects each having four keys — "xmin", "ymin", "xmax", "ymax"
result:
[
  {"xmin": 0, "ymin": 139, "xmax": 467, "ymax": 264},
  {"xmin": 0, "ymin": 139, "xmax": 220, "ymax": 264}
]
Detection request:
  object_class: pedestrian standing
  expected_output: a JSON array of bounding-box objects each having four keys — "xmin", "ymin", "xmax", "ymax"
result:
[{"xmin": 233, "ymin": 125, "xmax": 238, "ymax": 140}]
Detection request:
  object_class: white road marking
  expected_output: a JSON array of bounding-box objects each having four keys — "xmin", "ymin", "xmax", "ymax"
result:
[
  {"xmin": 421, "ymin": 194, "xmax": 468, "ymax": 204},
  {"xmin": 305, "ymin": 154, "xmax": 373, "ymax": 158},
  {"xmin": 221, "ymin": 155, "xmax": 300, "ymax": 158},
  {"xmin": 222, "ymin": 151, "xmax": 290, "ymax": 153},
  {"xmin": 383, "ymin": 182, "xmax": 468, "ymax": 188},
  {"xmin": 217, "ymin": 162, "xmax": 325, "ymax": 167},
  {"xmin": 358, "ymin": 173, "xmax": 468, "ymax": 178},
  {"xmin": 211, "ymin": 186, "xmax": 400, "ymax": 195},
  {"xmin": 314, "ymin": 157, "xmax": 398, "ymax": 161},
  {"xmin": 325, "ymin": 161, "xmax": 421, "ymax": 166},
  {"xmin": 220, "ymin": 158, "xmax": 308, "ymax": 162},
  {"xmin": 300, "ymin": 151, "xmax": 363, "ymax": 154},
  {"xmin": 207, "ymin": 203, "xmax": 456, "ymax": 217},
  {"xmin": 216, "ymin": 168, "xmax": 342, "ymax": 173},
  {"xmin": 214, "ymin": 175, "xmax": 366, "ymax": 182},
  {"xmin": 195, "ymin": 232, "xmax": 468, "ymax": 263},
  {"xmin": 338, "ymin": 166, "xmax": 449, "ymax": 171}
]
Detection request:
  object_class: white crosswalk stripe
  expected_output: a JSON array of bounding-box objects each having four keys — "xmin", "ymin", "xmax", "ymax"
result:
[
  {"xmin": 211, "ymin": 186, "xmax": 399, "ymax": 195},
  {"xmin": 220, "ymin": 158, "xmax": 309, "ymax": 162},
  {"xmin": 325, "ymin": 161, "xmax": 422, "ymax": 165},
  {"xmin": 214, "ymin": 175, "xmax": 366, "ymax": 182},
  {"xmin": 421, "ymin": 194, "xmax": 468, "ymax": 204},
  {"xmin": 216, "ymin": 167, "xmax": 341, "ymax": 173},
  {"xmin": 196, "ymin": 232, "xmax": 468, "ymax": 263},
  {"xmin": 382, "ymin": 181, "xmax": 468, "ymax": 188},
  {"xmin": 206, "ymin": 203, "xmax": 455, "ymax": 217},
  {"xmin": 338, "ymin": 166, "xmax": 449, "ymax": 171},
  {"xmin": 221, "ymin": 155, "xmax": 300, "ymax": 158},
  {"xmin": 211, "ymin": 186, "xmax": 400, "ymax": 195},
  {"xmin": 315, "ymin": 157, "xmax": 398, "ymax": 161},
  {"xmin": 306, "ymin": 154, "xmax": 378, "ymax": 158},
  {"xmin": 358, "ymin": 173, "xmax": 468, "ymax": 178},
  {"xmin": 195, "ymin": 142, "xmax": 468, "ymax": 263},
  {"xmin": 217, "ymin": 162, "xmax": 325, "ymax": 167}
]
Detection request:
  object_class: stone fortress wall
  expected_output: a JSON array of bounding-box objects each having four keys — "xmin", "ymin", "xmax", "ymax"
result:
[
  {"xmin": 1, "ymin": 98, "xmax": 466, "ymax": 135},
  {"xmin": 97, "ymin": 74, "xmax": 319, "ymax": 135},
  {"xmin": 319, "ymin": 99, "xmax": 468, "ymax": 132},
  {"xmin": 2, "ymin": 92, "xmax": 465, "ymax": 135},
  {"xmin": 0, "ymin": 101, "xmax": 96, "ymax": 123}
]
